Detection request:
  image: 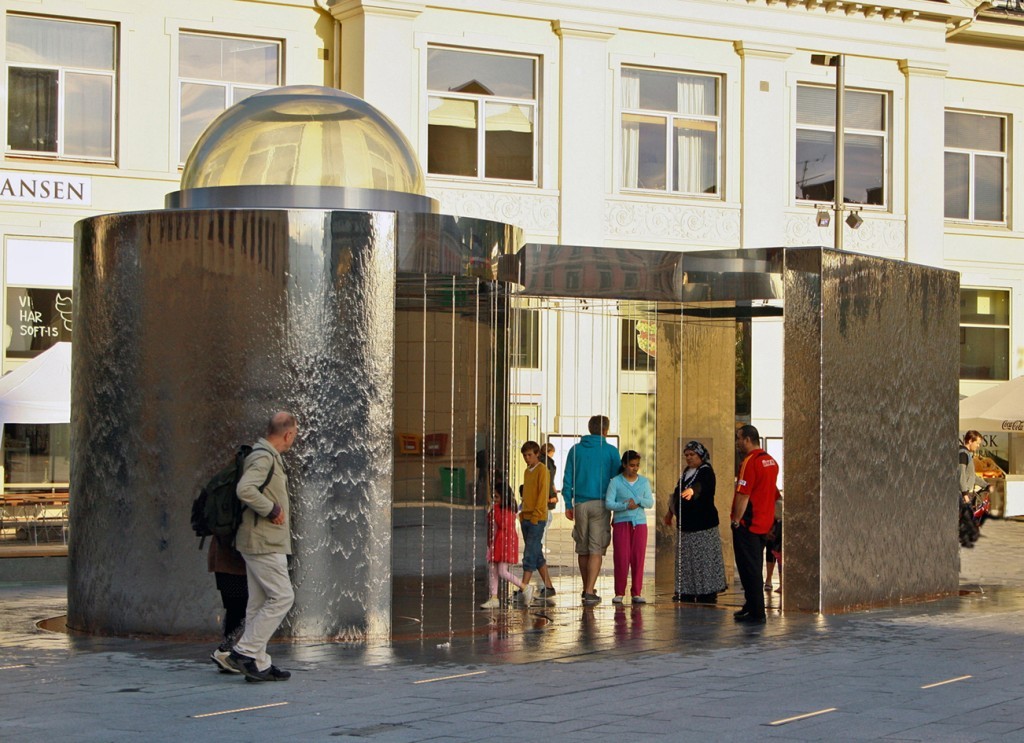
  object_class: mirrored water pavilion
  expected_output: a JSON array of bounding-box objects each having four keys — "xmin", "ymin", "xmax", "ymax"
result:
[{"xmin": 68, "ymin": 86, "xmax": 959, "ymax": 642}]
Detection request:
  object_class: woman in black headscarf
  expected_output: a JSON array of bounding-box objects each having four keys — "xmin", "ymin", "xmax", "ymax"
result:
[{"xmin": 663, "ymin": 440, "xmax": 727, "ymax": 603}]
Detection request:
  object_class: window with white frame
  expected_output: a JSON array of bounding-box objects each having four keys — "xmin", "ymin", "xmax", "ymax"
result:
[
  {"xmin": 945, "ymin": 111, "xmax": 1006, "ymax": 223},
  {"xmin": 795, "ymin": 85, "xmax": 887, "ymax": 206},
  {"xmin": 620, "ymin": 67, "xmax": 720, "ymax": 195},
  {"xmin": 960, "ymin": 288, "xmax": 1009, "ymax": 381},
  {"xmin": 178, "ymin": 33, "xmax": 281, "ymax": 164},
  {"xmin": 5, "ymin": 15, "xmax": 116, "ymax": 160},
  {"xmin": 426, "ymin": 48, "xmax": 537, "ymax": 182}
]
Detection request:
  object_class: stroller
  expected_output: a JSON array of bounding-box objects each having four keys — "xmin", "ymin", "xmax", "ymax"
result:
[{"xmin": 959, "ymin": 488, "xmax": 990, "ymax": 548}]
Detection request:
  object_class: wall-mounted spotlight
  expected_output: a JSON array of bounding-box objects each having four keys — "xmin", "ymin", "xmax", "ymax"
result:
[
  {"xmin": 846, "ymin": 210, "xmax": 864, "ymax": 230},
  {"xmin": 816, "ymin": 208, "xmax": 831, "ymax": 228}
]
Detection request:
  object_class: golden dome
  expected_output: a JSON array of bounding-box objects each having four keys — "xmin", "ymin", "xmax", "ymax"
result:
[{"xmin": 180, "ymin": 85, "xmax": 426, "ymax": 195}]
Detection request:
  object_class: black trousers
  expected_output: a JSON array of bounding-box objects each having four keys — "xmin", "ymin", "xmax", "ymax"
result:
[
  {"xmin": 732, "ymin": 525, "xmax": 767, "ymax": 618},
  {"xmin": 215, "ymin": 571, "xmax": 249, "ymax": 638}
]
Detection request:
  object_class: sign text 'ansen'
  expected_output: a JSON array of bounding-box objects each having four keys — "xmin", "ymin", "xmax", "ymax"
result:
[{"xmin": 0, "ymin": 171, "xmax": 91, "ymax": 205}]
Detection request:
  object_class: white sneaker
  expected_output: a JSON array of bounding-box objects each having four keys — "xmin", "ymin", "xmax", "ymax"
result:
[
  {"xmin": 632, "ymin": 596, "xmax": 647, "ymax": 604},
  {"xmin": 210, "ymin": 648, "xmax": 240, "ymax": 673},
  {"xmin": 522, "ymin": 585, "xmax": 535, "ymax": 607},
  {"xmin": 479, "ymin": 596, "xmax": 500, "ymax": 609},
  {"xmin": 612, "ymin": 595, "xmax": 624, "ymax": 604}
]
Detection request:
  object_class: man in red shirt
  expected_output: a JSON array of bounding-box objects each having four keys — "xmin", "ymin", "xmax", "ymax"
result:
[{"xmin": 730, "ymin": 425, "xmax": 779, "ymax": 624}]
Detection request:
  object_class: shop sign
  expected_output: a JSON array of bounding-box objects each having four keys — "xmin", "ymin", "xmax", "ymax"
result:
[
  {"xmin": 5, "ymin": 288, "xmax": 72, "ymax": 359},
  {"xmin": 0, "ymin": 171, "xmax": 91, "ymax": 205}
]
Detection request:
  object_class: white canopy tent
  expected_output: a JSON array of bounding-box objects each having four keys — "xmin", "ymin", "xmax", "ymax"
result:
[
  {"xmin": 0, "ymin": 342, "xmax": 71, "ymax": 493},
  {"xmin": 0, "ymin": 342, "xmax": 71, "ymax": 426},
  {"xmin": 959, "ymin": 376, "xmax": 1024, "ymax": 517},
  {"xmin": 0, "ymin": 343, "xmax": 71, "ymax": 495},
  {"xmin": 959, "ymin": 374, "xmax": 1024, "ymax": 432}
]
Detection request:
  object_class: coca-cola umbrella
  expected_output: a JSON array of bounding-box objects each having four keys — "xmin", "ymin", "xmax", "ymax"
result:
[{"xmin": 959, "ymin": 374, "xmax": 1024, "ymax": 432}]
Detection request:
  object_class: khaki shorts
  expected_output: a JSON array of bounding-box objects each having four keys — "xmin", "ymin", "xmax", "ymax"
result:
[{"xmin": 572, "ymin": 499, "xmax": 611, "ymax": 555}]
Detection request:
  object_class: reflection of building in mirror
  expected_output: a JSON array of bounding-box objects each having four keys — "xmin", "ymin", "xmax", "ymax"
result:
[
  {"xmin": 764, "ymin": 437, "xmax": 784, "ymax": 492},
  {"xmin": 3, "ymin": 423, "xmax": 70, "ymax": 485}
]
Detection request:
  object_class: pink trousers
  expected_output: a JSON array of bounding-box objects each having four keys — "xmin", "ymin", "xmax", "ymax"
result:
[
  {"xmin": 612, "ymin": 522, "xmax": 647, "ymax": 597},
  {"xmin": 488, "ymin": 562, "xmax": 523, "ymax": 595}
]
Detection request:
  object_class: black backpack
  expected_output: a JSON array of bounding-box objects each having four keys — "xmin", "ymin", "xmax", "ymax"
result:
[{"xmin": 190, "ymin": 445, "xmax": 274, "ymax": 549}]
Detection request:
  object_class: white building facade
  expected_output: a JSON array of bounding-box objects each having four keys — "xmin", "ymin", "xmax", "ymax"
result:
[{"xmin": 1, "ymin": 0, "xmax": 1020, "ymax": 484}]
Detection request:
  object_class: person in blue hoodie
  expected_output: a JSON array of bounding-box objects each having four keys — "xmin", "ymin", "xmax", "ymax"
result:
[{"xmin": 562, "ymin": 415, "xmax": 621, "ymax": 606}]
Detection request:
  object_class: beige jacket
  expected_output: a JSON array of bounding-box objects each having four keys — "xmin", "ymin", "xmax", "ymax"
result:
[{"xmin": 234, "ymin": 438, "xmax": 292, "ymax": 555}]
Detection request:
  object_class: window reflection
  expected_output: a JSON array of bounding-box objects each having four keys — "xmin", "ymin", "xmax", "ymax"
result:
[
  {"xmin": 794, "ymin": 85, "xmax": 887, "ymax": 206},
  {"xmin": 178, "ymin": 33, "xmax": 281, "ymax": 163},
  {"xmin": 427, "ymin": 48, "xmax": 537, "ymax": 183},
  {"xmin": 944, "ymin": 111, "xmax": 1006, "ymax": 223}
]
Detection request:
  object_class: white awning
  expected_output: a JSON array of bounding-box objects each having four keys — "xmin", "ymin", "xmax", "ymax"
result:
[
  {"xmin": 960, "ymin": 374, "xmax": 1024, "ymax": 432},
  {"xmin": 0, "ymin": 342, "xmax": 71, "ymax": 426}
]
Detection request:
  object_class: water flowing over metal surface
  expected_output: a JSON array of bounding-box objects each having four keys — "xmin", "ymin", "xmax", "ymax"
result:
[
  {"xmin": 69, "ymin": 217, "xmax": 959, "ymax": 641},
  {"xmin": 783, "ymin": 248, "xmax": 960, "ymax": 612},
  {"xmin": 70, "ymin": 207, "xmax": 519, "ymax": 640}
]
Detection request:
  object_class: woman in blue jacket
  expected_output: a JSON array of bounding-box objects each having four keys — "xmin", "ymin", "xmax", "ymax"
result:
[{"xmin": 605, "ymin": 450, "xmax": 654, "ymax": 604}]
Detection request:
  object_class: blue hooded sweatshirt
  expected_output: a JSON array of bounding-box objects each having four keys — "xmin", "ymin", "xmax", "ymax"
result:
[{"xmin": 562, "ymin": 434, "xmax": 621, "ymax": 508}]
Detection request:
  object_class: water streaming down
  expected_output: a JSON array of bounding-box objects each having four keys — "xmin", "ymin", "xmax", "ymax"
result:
[
  {"xmin": 70, "ymin": 209, "xmax": 399, "ymax": 638},
  {"xmin": 391, "ymin": 273, "xmax": 510, "ymax": 639}
]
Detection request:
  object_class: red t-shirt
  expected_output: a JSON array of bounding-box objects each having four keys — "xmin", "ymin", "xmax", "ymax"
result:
[{"xmin": 734, "ymin": 448, "xmax": 780, "ymax": 535}]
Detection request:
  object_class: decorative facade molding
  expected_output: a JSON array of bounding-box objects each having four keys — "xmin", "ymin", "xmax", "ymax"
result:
[
  {"xmin": 738, "ymin": 0, "xmax": 967, "ymax": 24},
  {"xmin": 427, "ymin": 186, "xmax": 559, "ymax": 234},
  {"xmin": 551, "ymin": 20, "xmax": 617, "ymax": 40},
  {"xmin": 604, "ymin": 199, "xmax": 741, "ymax": 246},
  {"xmin": 329, "ymin": 0, "xmax": 424, "ymax": 21},
  {"xmin": 783, "ymin": 211, "xmax": 906, "ymax": 255},
  {"xmin": 733, "ymin": 41, "xmax": 794, "ymax": 60},
  {"xmin": 898, "ymin": 59, "xmax": 949, "ymax": 78}
]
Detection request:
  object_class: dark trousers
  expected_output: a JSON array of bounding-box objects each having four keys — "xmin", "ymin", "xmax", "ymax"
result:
[
  {"xmin": 215, "ymin": 571, "xmax": 249, "ymax": 639},
  {"xmin": 732, "ymin": 525, "xmax": 767, "ymax": 618}
]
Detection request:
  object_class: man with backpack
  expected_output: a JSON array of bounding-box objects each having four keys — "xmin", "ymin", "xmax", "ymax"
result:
[{"xmin": 225, "ymin": 411, "xmax": 299, "ymax": 682}]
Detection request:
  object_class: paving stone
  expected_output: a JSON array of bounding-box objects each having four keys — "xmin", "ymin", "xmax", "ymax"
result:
[{"xmin": 2, "ymin": 522, "xmax": 1024, "ymax": 739}]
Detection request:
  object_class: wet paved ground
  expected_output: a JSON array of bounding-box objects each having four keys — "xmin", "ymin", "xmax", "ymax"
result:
[{"xmin": 2, "ymin": 520, "xmax": 1024, "ymax": 741}]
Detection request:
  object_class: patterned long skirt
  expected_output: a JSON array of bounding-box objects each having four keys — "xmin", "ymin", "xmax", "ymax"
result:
[{"xmin": 675, "ymin": 526, "xmax": 727, "ymax": 597}]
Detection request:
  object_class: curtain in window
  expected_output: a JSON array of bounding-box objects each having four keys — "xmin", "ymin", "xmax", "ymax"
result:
[
  {"xmin": 7, "ymin": 67, "xmax": 57, "ymax": 152},
  {"xmin": 621, "ymin": 70, "xmax": 641, "ymax": 189},
  {"xmin": 674, "ymin": 75, "xmax": 716, "ymax": 194}
]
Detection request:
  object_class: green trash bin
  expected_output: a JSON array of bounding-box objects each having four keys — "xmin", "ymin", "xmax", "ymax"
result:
[{"xmin": 439, "ymin": 466, "xmax": 467, "ymax": 501}]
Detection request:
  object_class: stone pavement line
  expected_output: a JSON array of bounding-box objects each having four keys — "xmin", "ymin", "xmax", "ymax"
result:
[
  {"xmin": 191, "ymin": 701, "xmax": 289, "ymax": 718},
  {"xmin": 921, "ymin": 675, "xmax": 973, "ymax": 689},
  {"xmin": 767, "ymin": 707, "xmax": 839, "ymax": 726},
  {"xmin": 412, "ymin": 670, "xmax": 486, "ymax": 684}
]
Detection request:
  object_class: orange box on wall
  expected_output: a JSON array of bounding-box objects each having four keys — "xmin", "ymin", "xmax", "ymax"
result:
[{"xmin": 398, "ymin": 433, "xmax": 421, "ymax": 454}]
